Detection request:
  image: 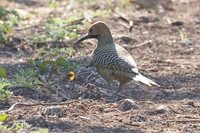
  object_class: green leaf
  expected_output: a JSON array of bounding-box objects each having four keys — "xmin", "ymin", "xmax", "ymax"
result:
[
  {"xmin": 179, "ymin": 30, "xmax": 185, "ymax": 41},
  {"xmin": 55, "ymin": 57, "xmax": 67, "ymax": 68},
  {"xmin": 0, "ymin": 7, "xmax": 20, "ymax": 43},
  {"xmin": 28, "ymin": 59, "xmax": 35, "ymax": 65},
  {"xmin": 48, "ymin": 0, "xmax": 58, "ymax": 9},
  {"xmin": 0, "ymin": 78, "xmax": 11, "ymax": 101},
  {"xmin": 72, "ymin": 62, "xmax": 78, "ymax": 70},
  {"xmin": 0, "ymin": 78, "xmax": 11, "ymax": 90},
  {"xmin": 0, "ymin": 113, "xmax": 7, "ymax": 122},
  {"xmin": 14, "ymin": 68, "xmax": 38, "ymax": 88},
  {"xmin": 36, "ymin": 61, "xmax": 48, "ymax": 73},
  {"xmin": 67, "ymin": 32, "xmax": 77, "ymax": 38},
  {"xmin": 0, "ymin": 67, "xmax": 7, "ymax": 78},
  {"xmin": 10, "ymin": 122, "xmax": 22, "ymax": 131}
]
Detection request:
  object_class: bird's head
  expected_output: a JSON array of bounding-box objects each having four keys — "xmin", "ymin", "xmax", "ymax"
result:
[{"xmin": 74, "ymin": 21, "xmax": 114, "ymax": 45}]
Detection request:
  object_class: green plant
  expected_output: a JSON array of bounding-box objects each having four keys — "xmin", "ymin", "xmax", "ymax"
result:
[
  {"xmin": 179, "ymin": 30, "xmax": 186, "ymax": 41},
  {"xmin": 32, "ymin": 16, "xmax": 79, "ymax": 43},
  {"xmin": 89, "ymin": 9, "xmax": 112, "ymax": 17},
  {"xmin": 0, "ymin": 121, "xmax": 24, "ymax": 132},
  {"xmin": 0, "ymin": 67, "xmax": 7, "ymax": 78},
  {"xmin": 10, "ymin": 122, "xmax": 23, "ymax": 132},
  {"xmin": 48, "ymin": 0, "xmax": 59, "ymax": 9},
  {"xmin": 32, "ymin": 57, "xmax": 77, "ymax": 72},
  {"xmin": 0, "ymin": 7, "xmax": 20, "ymax": 43},
  {"xmin": 14, "ymin": 68, "xmax": 43, "ymax": 88},
  {"xmin": 0, "ymin": 78, "xmax": 11, "ymax": 102},
  {"xmin": 179, "ymin": 30, "xmax": 192, "ymax": 45}
]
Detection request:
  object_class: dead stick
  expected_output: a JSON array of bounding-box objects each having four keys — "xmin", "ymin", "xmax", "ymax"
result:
[
  {"xmin": 167, "ymin": 119, "xmax": 200, "ymax": 123},
  {"xmin": 15, "ymin": 18, "xmax": 84, "ymax": 31},
  {"xmin": 0, "ymin": 100, "xmax": 79, "ymax": 113},
  {"xmin": 115, "ymin": 13, "xmax": 133, "ymax": 32}
]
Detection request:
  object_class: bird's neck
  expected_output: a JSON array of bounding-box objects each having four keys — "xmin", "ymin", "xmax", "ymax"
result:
[{"xmin": 97, "ymin": 35, "xmax": 114, "ymax": 47}]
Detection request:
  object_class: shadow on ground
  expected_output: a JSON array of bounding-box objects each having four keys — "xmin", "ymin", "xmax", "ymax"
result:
[
  {"xmin": 3, "ymin": 61, "xmax": 200, "ymax": 103},
  {"xmin": 26, "ymin": 116, "xmax": 142, "ymax": 132}
]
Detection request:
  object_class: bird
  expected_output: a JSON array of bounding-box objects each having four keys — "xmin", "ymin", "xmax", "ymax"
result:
[{"xmin": 75, "ymin": 21, "xmax": 159, "ymax": 94}]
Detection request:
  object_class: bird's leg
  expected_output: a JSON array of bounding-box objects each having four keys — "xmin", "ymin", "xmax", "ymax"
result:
[
  {"xmin": 106, "ymin": 82, "xmax": 118, "ymax": 101},
  {"xmin": 115, "ymin": 82, "xmax": 126, "ymax": 95},
  {"xmin": 109, "ymin": 83, "xmax": 115, "ymax": 97}
]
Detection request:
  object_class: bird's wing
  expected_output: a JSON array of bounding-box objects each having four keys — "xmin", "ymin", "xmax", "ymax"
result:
[
  {"xmin": 91, "ymin": 44, "xmax": 139, "ymax": 74},
  {"xmin": 110, "ymin": 58, "xmax": 138, "ymax": 74},
  {"xmin": 115, "ymin": 44, "xmax": 139, "ymax": 73}
]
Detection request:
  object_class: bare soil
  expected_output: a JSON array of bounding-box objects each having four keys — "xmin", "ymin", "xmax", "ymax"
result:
[{"xmin": 0, "ymin": 0, "xmax": 200, "ymax": 132}]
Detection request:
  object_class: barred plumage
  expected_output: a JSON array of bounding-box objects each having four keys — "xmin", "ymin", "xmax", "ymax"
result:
[{"xmin": 75, "ymin": 21, "xmax": 159, "ymax": 94}]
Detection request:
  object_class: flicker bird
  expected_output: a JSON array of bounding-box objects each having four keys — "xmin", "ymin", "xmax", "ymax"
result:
[{"xmin": 75, "ymin": 21, "xmax": 159, "ymax": 94}]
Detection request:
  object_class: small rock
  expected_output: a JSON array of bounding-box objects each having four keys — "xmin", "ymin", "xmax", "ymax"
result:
[
  {"xmin": 160, "ymin": 0, "xmax": 173, "ymax": 10},
  {"xmin": 182, "ymin": 126, "xmax": 192, "ymax": 133},
  {"xmin": 120, "ymin": 36, "xmax": 137, "ymax": 44},
  {"xmin": 78, "ymin": 116, "xmax": 91, "ymax": 121},
  {"xmin": 86, "ymin": 83, "xmax": 95, "ymax": 89},
  {"xmin": 171, "ymin": 21, "xmax": 184, "ymax": 26},
  {"xmin": 181, "ymin": 39, "xmax": 193, "ymax": 46},
  {"xmin": 145, "ymin": 105, "xmax": 169, "ymax": 115},
  {"xmin": 187, "ymin": 101, "xmax": 195, "ymax": 107},
  {"xmin": 156, "ymin": 105, "xmax": 170, "ymax": 111},
  {"xmin": 118, "ymin": 99, "xmax": 139, "ymax": 112},
  {"xmin": 138, "ymin": 16, "xmax": 160, "ymax": 23},
  {"xmin": 45, "ymin": 107, "xmax": 62, "ymax": 116}
]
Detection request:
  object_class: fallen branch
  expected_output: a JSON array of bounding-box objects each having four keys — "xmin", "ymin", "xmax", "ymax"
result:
[
  {"xmin": 0, "ymin": 51, "xmax": 15, "ymax": 57},
  {"xmin": 14, "ymin": 24, "xmax": 40, "ymax": 31},
  {"xmin": 176, "ymin": 115, "xmax": 200, "ymax": 120},
  {"xmin": 121, "ymin": 40, "xmax": 152, "ymax": 49},
  {"xmin": 15, "ymin": 18, "xmax": 85, "ymax": 31},
  {"xmin": 167, "ymin": 119, "xmax": 200, "ymax": 123},
  {"xmin": 115, "ymin": 13, "xmax": 134, "ymax": 32},
  {"xmin": 32, "ymin": 38, "xmax": 76, "ymax": 46},
  {"xmin": 0, "ymin": 100, "xmax": 79, "ymax": 113},
  {"xmin": 62, "ymin": 18, "xmax": 85, "ymax": 28}
]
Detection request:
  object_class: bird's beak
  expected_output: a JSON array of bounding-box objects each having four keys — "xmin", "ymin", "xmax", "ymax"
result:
[{"xmin": 74, "ymin": 34, "xmax": 98, "ymax": 45}]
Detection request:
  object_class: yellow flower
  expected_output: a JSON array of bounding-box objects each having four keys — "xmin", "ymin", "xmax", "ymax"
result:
[{"xmin": 67, "ymin": 71, "xmax": 75, "ymax": 81}]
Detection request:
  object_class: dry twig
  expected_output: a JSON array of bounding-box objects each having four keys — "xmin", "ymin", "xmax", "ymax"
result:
[
  {"xmin": 115, "ymin": 13, "xmax": 134, "ymax": 32},
  {"xmin": 167, "ymin": 119, "xmax": 200, "ymax": 123},
  {"xmin": 0, "ymin": 100, "xmax": 79, "ymax": 113}
]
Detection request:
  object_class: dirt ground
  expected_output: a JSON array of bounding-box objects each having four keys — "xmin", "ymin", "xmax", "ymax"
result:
[{"xmin": 0, "ymin": 0, "xmax": 200, "ymax": 132}]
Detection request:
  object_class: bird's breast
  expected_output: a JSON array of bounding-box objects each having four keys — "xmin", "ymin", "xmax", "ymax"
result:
[{"xmin": 96, "ymin": 66, "xmax": 132, "ymax": 83}]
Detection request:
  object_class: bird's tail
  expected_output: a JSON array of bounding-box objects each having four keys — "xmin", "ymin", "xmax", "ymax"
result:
[{"xmin": 133, "ymin": 74, "xmax": 160, "ymax": 87}]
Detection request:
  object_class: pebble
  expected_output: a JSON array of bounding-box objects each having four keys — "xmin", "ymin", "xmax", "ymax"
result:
[
  {"xmin": 45, "ymin": 107, "xmax": 62, "ymax": 116},
  {"xmin": 118, "ymin": 99, "xmax": 139, "ymax": 112}
]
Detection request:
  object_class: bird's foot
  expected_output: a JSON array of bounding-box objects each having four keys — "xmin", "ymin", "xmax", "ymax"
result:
[
  {"xmin": 106, "ymin": 94, "xmax": 118, "ymax": 102},
  {"xmin": 105, "ymin": 90, "xmax": 121, "ymax": 102},
  {"xmin": 114, "ymin": 88, "xmax": 122, "ymax": 96}
]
